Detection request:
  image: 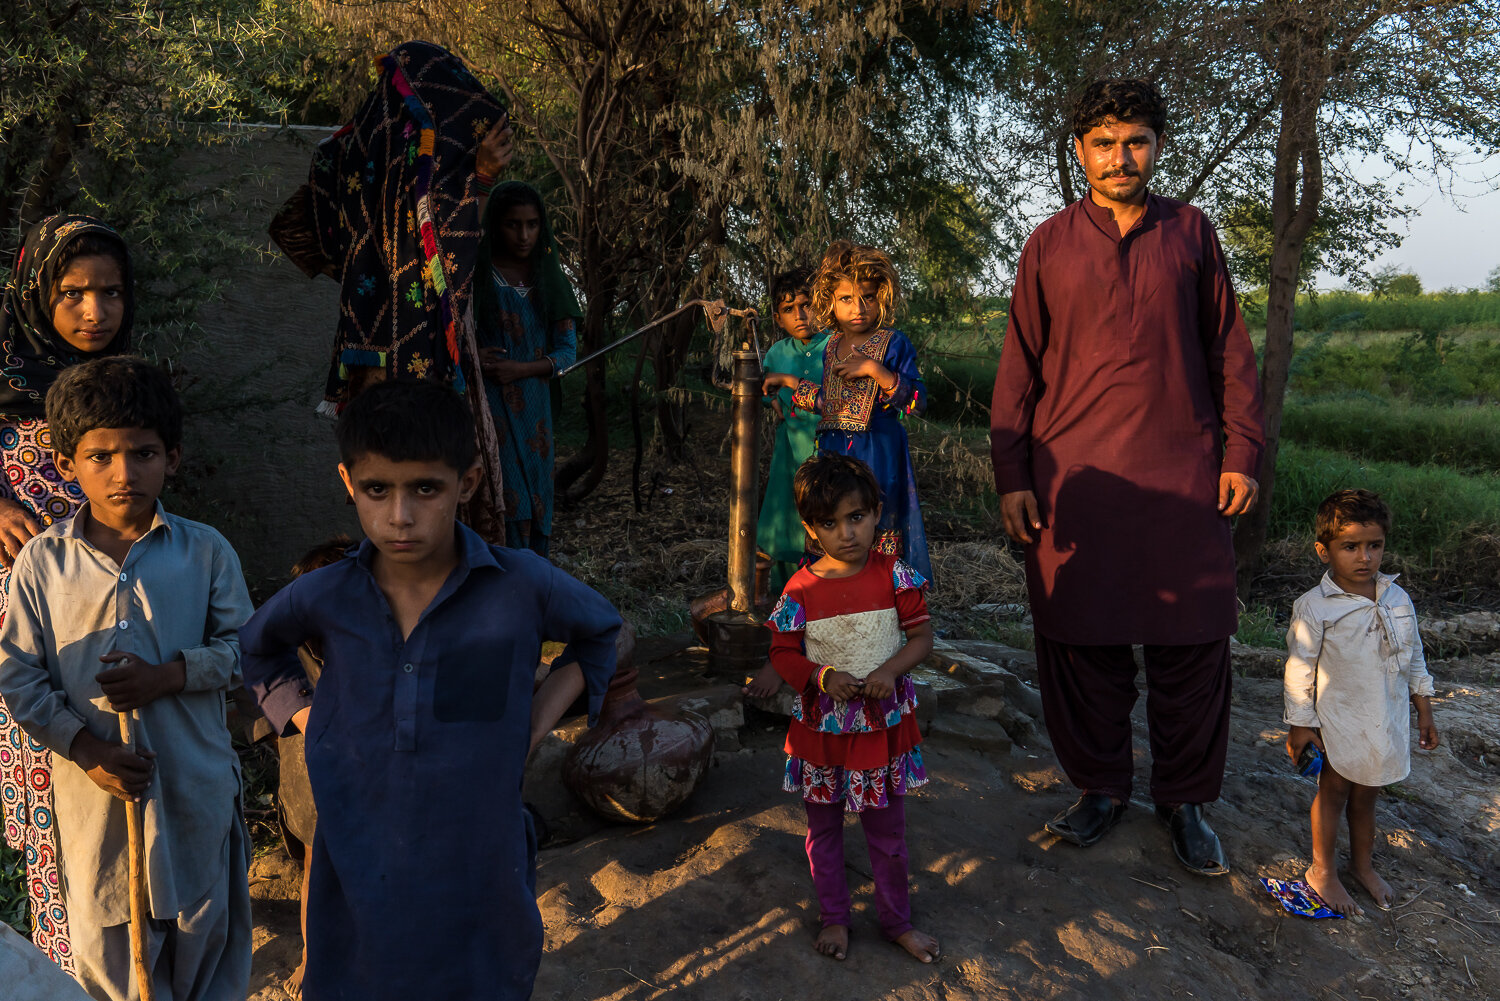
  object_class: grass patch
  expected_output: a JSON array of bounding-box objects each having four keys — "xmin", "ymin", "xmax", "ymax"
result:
[
  {"xmin": 1235, "ymin": 604, "xmax": 1284, "ymax": 648},
  {"xmin": 1269, "ymin": 441, "xmax": 1500, "ymax": 563},
  {"xmin": 1281, "ymin": 398, "xmax": 1500, "ymax": 475}
]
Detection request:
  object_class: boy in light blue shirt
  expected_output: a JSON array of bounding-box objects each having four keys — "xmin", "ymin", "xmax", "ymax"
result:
[{"xmin": 0, "ymin": 356, "xmax": 254, "ymax": 1001}]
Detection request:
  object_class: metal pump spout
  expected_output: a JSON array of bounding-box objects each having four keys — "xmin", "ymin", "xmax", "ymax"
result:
[{"xmin": 704, "ymin": 344, "xmax": 773, "ymax": 676}]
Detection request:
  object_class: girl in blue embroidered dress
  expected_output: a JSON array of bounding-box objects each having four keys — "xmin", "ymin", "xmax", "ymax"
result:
[{"xmin": 763, "ymin": 241, "xmax": 931, "ymax": 582}]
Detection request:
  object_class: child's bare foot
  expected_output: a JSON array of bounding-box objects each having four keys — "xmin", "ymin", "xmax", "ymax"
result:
[
  {"xmin": 1352, "ymin": 863, "xmax": 1395, "ymax": 910},
  {"xmin": 1305, "ymin": 864, "xmax": 1362, "ymax": 917},
  {"xmin": 815, "ymin": 923, "xmax": 848, "ymax": 960},
  {"xmin": 742, "ymin": 661, "xmax": 781, "ymax": 699},
  {"xmin": 894, "ymin": 928, "xmax": 940, "ymax": 963},
  {"xmin": 283, "ymin": 956, "xmax": 306, "ymax": 998}
]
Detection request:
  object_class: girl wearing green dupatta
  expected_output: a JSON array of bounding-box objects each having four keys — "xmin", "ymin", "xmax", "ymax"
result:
[{"xmin": 475, "ymin": 182, "xmax": 581, "ymax": 556}]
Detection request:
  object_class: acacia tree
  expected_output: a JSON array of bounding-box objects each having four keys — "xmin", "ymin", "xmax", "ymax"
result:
[
  {"xmin": 1, "ymin": 0, "xmax": 315, "ymax": 337},
  {"xmin": 308, "ymin": 0, "xmax": 1005, "ymax": 500},
  {"xmin": 1227, "ymin": 1, "xmax": 1500, "ymax": 578},
  {"xmin": 993, "ymin": 1, "xmax": 1500, "ymax": 581}
]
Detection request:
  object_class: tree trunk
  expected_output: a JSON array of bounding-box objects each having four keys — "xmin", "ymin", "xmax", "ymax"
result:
[
  {"xmin": 1054, "ymin": 134, "xmax": 1077, "ymax": 205},
  {"xmin": 1233, "ymin": 21, "xmax": 1327, "ymax": 594},
  {"xmin": 17, "ymin": 109, "xmax": 80, "ymax": 234},
  {"xmin": 653, "ymin": 310, "xmax": 696, "ymax": 460}
]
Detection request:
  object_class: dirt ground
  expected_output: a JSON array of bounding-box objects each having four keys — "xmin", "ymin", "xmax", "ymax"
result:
[{"xmin": 242, "ymin": 630, "xmax": 1500, "ymax": 1001}]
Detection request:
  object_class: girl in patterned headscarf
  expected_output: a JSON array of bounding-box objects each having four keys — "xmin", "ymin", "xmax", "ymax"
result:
[
  {"xmin": 0, "ymin": 213, "xmax": 134, "ymax": 973},
  {"xmin": 474, "ymin": 182, "xmax": 581, "ymax": 556}
]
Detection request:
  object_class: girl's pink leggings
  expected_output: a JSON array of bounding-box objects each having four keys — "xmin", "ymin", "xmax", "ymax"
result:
[{"xmin": 804, "ymin": 795, "xmax": 911, "ymax": 939}]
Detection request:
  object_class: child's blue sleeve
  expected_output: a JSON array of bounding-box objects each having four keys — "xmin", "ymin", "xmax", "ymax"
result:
[
  {"xmin": 540, "ymin": 566, "xmax": 622, "ymax": 724},
  {"xmin": 181, "ymin": 534, "xmax": 256, "ymax": 693},
  {"xmin": 548, "ymin": 316, "xmax": 577, "ymax": 373},
  {"xmin": 241, "ymin": 580, "xmax": 317, "ymax": 737},
  {"xmin": 881, "ymin": 332, "xmax": 926, "ymax": 416},
  {"xmin": 0, "ymin": 552, "xmax": 87, "ymax": 757}
]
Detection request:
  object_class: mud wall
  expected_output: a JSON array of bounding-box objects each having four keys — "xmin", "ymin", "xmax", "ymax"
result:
[{"xmin": 168, "ymin": 129, "xmax": 359, "ymax": 594}]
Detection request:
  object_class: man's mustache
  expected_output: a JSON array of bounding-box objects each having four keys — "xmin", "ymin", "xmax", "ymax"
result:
[{"xmin": 1102, "ymin": 169, "xmax": 1140, "ymax": 179}]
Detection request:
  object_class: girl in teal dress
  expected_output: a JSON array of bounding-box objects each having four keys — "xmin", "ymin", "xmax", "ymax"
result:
[
  {"xmin": 475, "ymin": 182, "xmax": 581, "ymax": 556},
  {"xmin": 756, "ymin": 266, "xmax": 829, "ymax": 587}
]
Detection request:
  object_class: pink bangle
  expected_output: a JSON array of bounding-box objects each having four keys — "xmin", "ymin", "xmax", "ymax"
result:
[{"xmin": 817, "ymin": 665, "xmax": 835, "ymax": 693}]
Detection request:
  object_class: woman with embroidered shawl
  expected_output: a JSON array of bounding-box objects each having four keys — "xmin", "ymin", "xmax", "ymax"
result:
[
  {"xmin": 0, "ymin": 214, "xmax": 135, "ymax": 973},
  {"xmin": 474, "ymin": 182, "xmax": 581, "ymax": 556},
  {"xmin": 268, "ymin": 40, "xmax": 514, "ymax": 541}
]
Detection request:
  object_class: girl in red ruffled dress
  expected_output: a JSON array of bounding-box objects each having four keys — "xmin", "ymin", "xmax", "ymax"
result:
[{"xmin": 766, "ymin": 453, "xmax": 940, "ymax": 964}]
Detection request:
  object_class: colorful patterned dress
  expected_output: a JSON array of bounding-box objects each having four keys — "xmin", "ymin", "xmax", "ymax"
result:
[
  {"xmin": 0, "ymin": 419, "xmax": 84, "ymax": 973},
  {"xmin": 767, "ymin": 552, "xmax": 929, "ymax": 811},
  {"xmin": 790, "ymin": 328, "xmax": 931, "ymax": 582},
  {"xmin": 756, "ymin": 331, "xmax": 830, "ymax": 577},
  {"xmin": 479, "ymin": 273, "xmax": 576, "ymax": 555},
  {"xmin": 0, "ymin": 213, "xmax": 133, "ymax": 973}
]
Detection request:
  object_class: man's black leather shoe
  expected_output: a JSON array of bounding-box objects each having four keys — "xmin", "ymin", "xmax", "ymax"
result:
[
  {"xmin": 1156, "ymin": 803, "xmax": 1229, "ymax": 876},
  {"xmin": 1044, "ymin": 793, "xmax": 1126, "ymax": 847}
]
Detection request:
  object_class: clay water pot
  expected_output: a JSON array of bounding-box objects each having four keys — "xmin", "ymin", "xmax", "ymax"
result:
[{"xmin": 563, "ymin": 624, "xmax": 715, "ymax": 823}]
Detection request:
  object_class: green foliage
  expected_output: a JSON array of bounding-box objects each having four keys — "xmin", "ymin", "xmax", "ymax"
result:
[
  {"xmin": 1354, "ymin": 264, "xmax": 1426, "ymax": 298},
  {"xmin": 0, "ymin": 0, "xmax": 331, "ymax": 362},
  {"xmin": 0, "ymin": 844, "xmax": 25, "ymax": 935},
  {"xmin": 1487, "ymin": 265, "xmax": 1500, "ymax": 294},
  {"xmin": 1287, "ymin": 331, "xmax": 1500, "ymax": 403},
  {"xmin": 1277, "ymin": 289, "xmax": 1500, "ymax": 334},
  {"xmin": 1219, "ymin": 195, "xmax": 1405, "ymax": 293},
  {"xmin": 1268, "ymin": 441, "xmax": 1500, "ymax": 562},
  {"xmin": 0, "ymin": 0, "xmax": 311, "ymax": 238},
  {"xmin": 1235, "ymin": 604, "xmax": 1284, "ymax": 649}
]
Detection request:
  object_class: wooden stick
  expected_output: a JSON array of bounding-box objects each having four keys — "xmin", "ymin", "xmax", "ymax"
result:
[{"xmin": 118, "ymin": 712, "xmax": 156, "ymax": 1001}]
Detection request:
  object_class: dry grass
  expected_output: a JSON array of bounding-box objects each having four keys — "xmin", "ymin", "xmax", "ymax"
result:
[{"xmin": 929, "ymin": 541, "xmax": 1027, "ymax": 608}]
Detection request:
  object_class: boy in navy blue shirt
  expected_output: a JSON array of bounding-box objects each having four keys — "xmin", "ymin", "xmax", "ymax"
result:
[{"xmin": 241, "ymin": 380, "xmax": 621, "ymax": 1001}]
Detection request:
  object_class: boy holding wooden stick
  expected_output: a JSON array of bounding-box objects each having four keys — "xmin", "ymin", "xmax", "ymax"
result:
[{"xmin": 0, "ymin": 356, "xmax": 255, "ymax": 1000}]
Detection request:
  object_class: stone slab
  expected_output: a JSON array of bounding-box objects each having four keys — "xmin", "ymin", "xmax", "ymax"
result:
[
  {"xmin": 928, "ymin": 714, "xmax": 1013, "ymax": 753},
  {"xmin": 931, "ymin": 681, "xmax": 1043, "ymax": 748},
  {"xmin": 667, "ymin": 684, "xmax": 746, "ymax": 753},
  {"xmin": 925, "ymin": 642, "xmax": 1044, "ymax": 718}
]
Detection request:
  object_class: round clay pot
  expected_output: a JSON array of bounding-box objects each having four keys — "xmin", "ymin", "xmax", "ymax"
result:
[{"xmin": 563, "ymin": 624, "xmax": 715, "ymax": 823}]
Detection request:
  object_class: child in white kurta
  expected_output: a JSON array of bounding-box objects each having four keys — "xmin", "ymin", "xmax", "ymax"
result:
[{"xmin": 1284, "ymin": 489, "xmax": 1438, "ymax": 917}]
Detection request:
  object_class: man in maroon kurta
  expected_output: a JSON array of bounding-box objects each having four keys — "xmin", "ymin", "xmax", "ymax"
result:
[{"xmin": 989, "ymin": 79, "xmax": 1264, "ymax": 875}]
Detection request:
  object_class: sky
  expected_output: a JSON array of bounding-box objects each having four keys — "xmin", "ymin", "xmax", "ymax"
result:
[{"xmin": 1318, "ymin": 151, "xmax": 1500, "ymax": 292}]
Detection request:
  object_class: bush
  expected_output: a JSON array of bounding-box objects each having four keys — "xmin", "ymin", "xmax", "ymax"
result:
[
  {"xmin": 1287, "ymin": 289, "xmax": 1500, "ymax": 334},
  {"xmin": 1288, "ymin": 332, "xmax": 1500, "ymax": 403},
  {"xmin": 0, "ymin": 845, "xmax": 24, "ymax": 934},
  {"xmin": 1235, "ymin": 604, "xmax": 1284, "ymax": 648}
]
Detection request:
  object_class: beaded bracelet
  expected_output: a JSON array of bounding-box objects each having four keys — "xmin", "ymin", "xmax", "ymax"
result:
[{"xmin": 816, "ymin": 665, "xmax": 835, "ymax": 693}]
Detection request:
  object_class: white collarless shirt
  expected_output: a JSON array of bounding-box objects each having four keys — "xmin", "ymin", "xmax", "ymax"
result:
[{"xmin": 1283, "ymin": 571, "xmax": 1435, "ymax": 786}]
